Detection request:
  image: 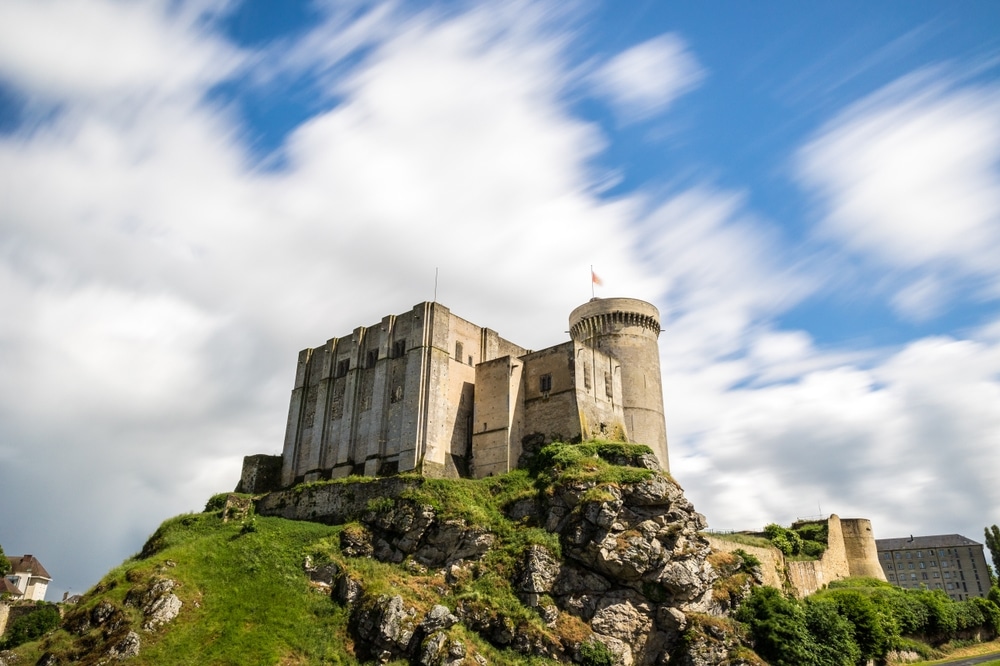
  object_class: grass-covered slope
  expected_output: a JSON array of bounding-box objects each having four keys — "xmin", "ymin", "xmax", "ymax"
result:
[
  {"xmin": 14, "ymin": 513, "xmax": 355, "ymax": 664},
  {"xmin": 8, "ymin": 441, "xmax": 673, "ymax": 666}
]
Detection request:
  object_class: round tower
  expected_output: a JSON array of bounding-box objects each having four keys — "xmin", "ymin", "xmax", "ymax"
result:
[{"xmin": 569, "ymin": 297, "xmax": 668, "ymax": 470}]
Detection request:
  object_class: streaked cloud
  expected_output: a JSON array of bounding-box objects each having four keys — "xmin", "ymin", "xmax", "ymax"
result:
[
  {"xmin": 591, "ymin": 34, "xmax": 704, "ymax": 123},
  {"xmin": 798, "ymin": 73, "xmax": 1000, "ymax": 318}
]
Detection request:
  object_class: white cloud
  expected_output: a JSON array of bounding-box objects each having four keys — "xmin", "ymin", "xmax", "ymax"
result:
[
  {"xmin": 592, "ymin": 34, "xmax": 704, "ymax": 123},
  {"xmin": 799, "ymin": 73, "xmax": 1000, "ymax": 314},
  {"xmin": 0, "ymin": 0, "xmax": 241, "ymax": 104}
]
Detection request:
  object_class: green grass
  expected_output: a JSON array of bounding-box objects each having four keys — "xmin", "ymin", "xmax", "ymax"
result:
[{"xmin": 11, "ymin": 440, "xmax": 673, "ymax": 665}]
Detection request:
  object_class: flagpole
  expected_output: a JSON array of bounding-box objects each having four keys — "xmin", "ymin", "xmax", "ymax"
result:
[{"xmin": 591, "ymin": 265, "xmax": 595, "ymax": 299}]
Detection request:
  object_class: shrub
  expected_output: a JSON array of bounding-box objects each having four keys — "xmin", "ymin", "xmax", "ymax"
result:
[
  {"xmin": 733, "ymin": 548, "xmax": 762, "ymax": 570},
  {"xmin": 735, "ymin": 586, "xmax": 818, "ymax": 666},
  {"xmin": 804, "ymin": 598, "xmax": 860, "ymax": 666},
  {"xmin": 1, "ymin": 603, "xmax": 61, "ymax": 649},
  {"xmin": 580, "ymin": 639, "xmax": 615, "ymax": 666},
  {"xmin": 825, "ymin": 589, "xmax": 891, "ymax": 662}
]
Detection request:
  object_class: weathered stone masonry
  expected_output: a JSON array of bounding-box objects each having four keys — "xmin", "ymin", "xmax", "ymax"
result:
[{"xmin": 249, "ymin": 297, "xmax": 669, "ymax": 490}]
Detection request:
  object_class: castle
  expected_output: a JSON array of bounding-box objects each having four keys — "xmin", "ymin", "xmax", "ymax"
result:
[{"xmin": 240, "ymin": 297, "xmax": 668, "ymax": 491}]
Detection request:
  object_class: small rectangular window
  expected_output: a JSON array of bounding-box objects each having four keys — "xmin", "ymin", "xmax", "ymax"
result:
[
  {"xmin": 366, "ymin": 350, "xmax": 378, "ymax": 368},
  {"xmin": 540, "ymin": 374, "xmax": 552, "ymax": 393},
  {"xmin": 393, "ymin": 339, "xmax": 406, "ymax": 358},
  {"xmin": 455, "ymin": 341, "xmax": 463, "ymax": 363},
  {"xmin": 604, "ymin": 372, "xmax": 613, "ymax": 398},
  {"xmin": 336, "ymin": 359, "xmax": 350, "ymax": 378}
]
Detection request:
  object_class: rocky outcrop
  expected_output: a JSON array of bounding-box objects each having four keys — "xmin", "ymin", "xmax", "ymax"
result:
[
  {"xmin": 283, "ymin": 461, "xmax": 753, "ymax": 665},
  {"xmin": 60, "ymin": 576, "xmax": 182, "ymax": 663}
]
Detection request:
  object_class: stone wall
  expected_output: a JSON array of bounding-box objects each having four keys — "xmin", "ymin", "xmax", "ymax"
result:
[
  {"xmin": 236, "ymin": 454, "xmax": 282, "ymax": 494},
  {"xmin": 704, "ymin": 536, "xmax": 787, "ymax": 591},
  {"xmin": 707, "ymin": 515, "xmax": 886, "ymax": 598}
]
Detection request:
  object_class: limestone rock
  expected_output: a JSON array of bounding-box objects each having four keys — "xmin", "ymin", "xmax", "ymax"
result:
[{"xmin": 105, "ymin": 631, "xmax": 141, "ymax": 660}]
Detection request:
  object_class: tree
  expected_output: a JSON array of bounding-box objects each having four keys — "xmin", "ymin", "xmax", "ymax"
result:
[
  {"xmin": 985, "ymin": 525, "xmax": 1000, "ymax": 584},
  {"xmin": 0, "ymin": 542, "xmax": 10, "ymax": 577}
]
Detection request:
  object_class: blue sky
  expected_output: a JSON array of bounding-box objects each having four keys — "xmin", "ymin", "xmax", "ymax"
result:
[{"xmin": 1, "ymin": 0, "xmax": 999, "ymax": 597}]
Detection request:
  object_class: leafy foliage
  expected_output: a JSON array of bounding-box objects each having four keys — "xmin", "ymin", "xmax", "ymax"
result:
[
  {"xmin": 1, "ymin": 604, "xmax": 61, "ymax": 649},
  {"xmin": 736, "ymin": 576, "xmax": 1000, "ymax": 665},
  {"xmin": 986, "ymin": 525, "xmax": 1000, "ymax": 584},
  {"xmin": 579, "ymin": 639, "xmax": 615, "ymax": 666},
  {"xmin": 0, "ymin": 542, "xmax": 9, "ymax": 577}
]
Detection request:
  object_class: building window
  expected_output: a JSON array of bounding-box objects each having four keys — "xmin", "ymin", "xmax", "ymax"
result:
[
  {"xmin": 944, "ymin": 572, "xmax": 951, "ymax": 579},
  {"xmin": 910, "ymin": 574, "xmax": 917, "ymax": 580},
  {"xmin": 887, "ymin": 564, "xmax": 894, "ymax": 570},
  {"xmin": 933, "ymin": 572, "xmax": 940, "ymax": 579},
  {"xmin": 942, "ymin": 561, "xmax": 949, "ymax": 567},
  {"xmin": 922, "ymin": 573, "xmax": 928, "ymax": 580},
  {"xmin": 468, "ymin": 355, "xmax": 473, "ymax": 366},
  {"xmin": 917, "ymin": 551, "xmax": 923, "ymax": 558},
  {"xmin": 604, "ymin": 372, "xmax": 613, "ymax": 398},
  {"xmin": 366, "ymin": 350, "xmax": 378, "ymax": 368},
  {"xmin": 908, "ymin": 563, "xmax": 914, "ymax": 569},
  {"xmin": 391, "ymin": 385, "xmax": 403, "ymax": 403},
  {"xmin": 393, "ymin": 339, "xmax": 406, "ymax": 358},
  {"xmin": 883, "ymin": 553, "xmax": 891, "ymax": 560},
  {"xmin": 455, "ymin": 342, "xmax": 463, "ymax": 363},
  {"xmin": 895, "ymin": 553, "xmax": 903, "ymax": 560},
  {"xmin": 540, "ymin": 374, "xmax": 552, "ymax": 393},
  {"xmin": 906, "ymin": 553, "xmax": 912, "ymax": 559},
  {"xmin": 931, "ymin": 561, "xmax": 937, "ymax": 567},
  {"xmin": 947, "ymin": 583, "xmax": 954, "ymax": 590},
  {"xmin": 888, "ymin": 574, "xmax": 895, "ymax": 580},
  {"xmin": 919, "ymin": 562, "xmax": 925, "ymax": 569},
  {"xmin": 583, "ymin": 363, "xmax": 591, "ymax": 390},
  {"xmin": 336, "ymin": 359, "xmax": 350, "ymax": 378}
]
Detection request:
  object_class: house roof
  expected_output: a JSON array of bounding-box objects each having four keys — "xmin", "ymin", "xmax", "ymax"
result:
[
  {"xmin": 6, "ymin": 554, "xmax": 52, "ymax": 581},
  {"xmin": 0, "ymin": 577, "xmax": 23, "ymax": 597},
  {"xmin": 875, "ymin": 534, "xmax": 982, "ymax": 551}
]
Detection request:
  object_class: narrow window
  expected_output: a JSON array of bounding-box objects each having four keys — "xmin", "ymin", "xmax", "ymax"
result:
[
  {"xmin": 336, "ymin": 359, "xmax": 350, "ymax": 378},
  {"xmin": 366, "ymin": 350, "xmax": 378, "ymax": 368},
  {"xmin": 391, "ymin": 385, "xmax": 403, "ymax": 403},
  {"xmin": 393, "ymin": 339, "xmax": 406, "ymax": 358},
  {"xmin": 539, "ymin": 374, "xmax": 552, "ymax": 393},
  {"xmin": 583, "ymin": 363, "xmax": 591, "ymax": 390},
  {"xmin": 468, "ymin": 355, "xmax": 473, "ymax": 366},
  {"xmin": 604, "ymin": 372, "xmax": 613, "ymax": 398},
  {"xmin": 455, "ymin": 341, "xmax": 463, "ymax": 363}
]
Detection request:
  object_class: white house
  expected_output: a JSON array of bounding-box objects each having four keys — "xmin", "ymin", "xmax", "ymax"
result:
[{"xmin": 4, "ymin": 555, "xmax": 51, "ymax": 602}]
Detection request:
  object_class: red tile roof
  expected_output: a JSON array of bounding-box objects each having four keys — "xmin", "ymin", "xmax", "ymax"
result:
[{"xmin": 6, "ymin": 554, "xmax": 52, "ymax": 581}]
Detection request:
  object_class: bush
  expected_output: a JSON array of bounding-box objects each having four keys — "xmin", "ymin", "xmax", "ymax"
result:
[
  {"xmin": 735, "ymin": 586, "xmax": 818, "ymax": 666},
  {"xmin": 804, "ymin": 598, "xmax": 860, "ymax": 666},
  {"xmin": 1, "ymin": 603, "xmax": 61, "ymax": 649},
  {"xmin": 580, "ymin": 639, "xmax": 615, "ymax": 666},
  {"xmin": 824, "ymin": 589, "xmax": 891, "ymax": 662},
  {"xmin": 733, "ymin": 548, "xmax": 762, "ymax": 570}
]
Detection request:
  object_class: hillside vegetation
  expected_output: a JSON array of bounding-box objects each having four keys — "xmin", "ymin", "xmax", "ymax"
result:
[{"xmin": 3, "ymin": 441, "xmax": 1000, "ymax": 665}]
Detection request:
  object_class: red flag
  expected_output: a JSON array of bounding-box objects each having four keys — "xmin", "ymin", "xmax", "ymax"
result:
[{"xmin": 591, "ymin": 270, "xmax": 603, "ymax": 286}]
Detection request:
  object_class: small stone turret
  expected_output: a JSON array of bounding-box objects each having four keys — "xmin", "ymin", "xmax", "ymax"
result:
[{"xmin": 569, "ymin": 297, "xmax": 668, "ymax": 470}]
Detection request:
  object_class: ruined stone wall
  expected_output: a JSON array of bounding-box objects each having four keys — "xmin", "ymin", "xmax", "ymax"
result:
[
  {"xmin": 704, "ymin": 537, "xmax": 787, "ymax": 591},
  {"xmin": 841, "ymin": 518, "xmax": 886, "ymax": 580},
  {"xmin": 236, "ymin": 454, "xmax": 282, "ymax": 494}
]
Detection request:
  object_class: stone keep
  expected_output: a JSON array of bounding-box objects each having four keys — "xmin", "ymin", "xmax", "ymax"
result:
[{"xmin": 275, "ymin": 297, "xmax": 669, "ymax": 487}]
